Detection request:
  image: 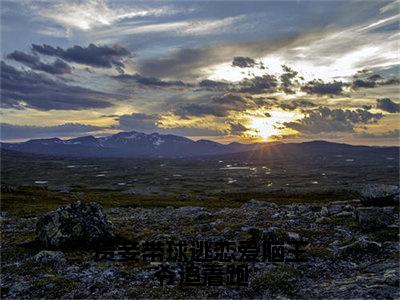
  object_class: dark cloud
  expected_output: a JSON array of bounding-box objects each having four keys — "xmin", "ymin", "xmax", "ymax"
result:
[
  {"xmin": 0, "ymin": 122, "xmax": 107, "ymax": 140},
  {"xmin": 352, "ymin": 73, "xmax": 399, "ymax": 89},
  {"xmin": 7, "ymin": 50, "xmax": 72, "ymax": 74},
  {"xmin": 239, "ymin": 74, "xmax": 278, "ymax": 94},
  {"xmin": 118, "ymin": 113, "xmax": 159, "ymax": 132},
  {"xmin": 117, "ymin": 113, "xmax": 224, "ymax": 136},
  {"xmin": 113, "ymin": 73, "xmax": 189, "ymax": 88},
  {"xmin": 227, "ymin": 122, "xmax": 249, "ymax": 135},
  {"xmin": 138, "ymin": 48, "xmax": 214, "ymax": 80},
  {"xmin": 355, "ymin": 129, "xmax": 399, "ymax": 139},
  {"xmin": 376, "ymin": 98, "xmax": 400, "ymax": 113},
  {"xmin": 301, "ymin": 79, "xmax": 346, "ymax": 95},
  {"xmin": 279, "ymin": 65, "xmax": 300, "ymax": 94},
  {"xmin": 198, "ymin": 79, "xmax": 232, "ymax": 90},
  {"xmin": 174, "ymin": 93, "xmax": 257, "ymax": 118},
  {"xmin": 31, "ymin": 43, "xmax": 131, "ymax": 69},
  {"xmin": 285, "ymin": 107, "xmax": 383, "ymax": 134},
  {"xmin": 232, "ymin": 56, "xmax": 256, "ymax": 68},
  {"xmin": 1, "ymin": 61, "xmax": 114, "ymax": 110},
  {"xmin": 279, "ymin": 100, "xmax": 316, "ymax": 111}
]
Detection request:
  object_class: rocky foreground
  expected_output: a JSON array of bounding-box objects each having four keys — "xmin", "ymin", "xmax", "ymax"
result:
[{"xmin": 1, "ymin": 186, "xmax": 399, "ymax": 299}]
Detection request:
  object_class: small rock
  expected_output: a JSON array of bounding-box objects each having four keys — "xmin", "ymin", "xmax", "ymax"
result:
[
  {"xmin": 383, "ymin": 269, "xmax": 399, "ymax": 286},
  {"xmin": 334, "ymin": 211, "xmax": 354, "ymax": 218},
  {"xmin": 320, "ymin": 206, "xmax": 329, "ymax": 216},
  {"xmin": 33, "ymin": 250, "xmax": 65, "ymax": 264},
  {"xmin": 242, "ymin": 199, "xmax": 277, "ymax": 209},
  {"xmin": 1, "ymin": 184, "xmax": 16, "ymax": 193},
  {"xmin": 262, "ymin": 227, "xmax": 288, "ymax": 241},
  {"xmin": 327, "ymin": 205, "xmax": 342, "ymax": 215},
  {"xmin": 287, "ymin": 232, "xmax": 301, "ymax": 241},
  {"xmin": 241, "ymin": 226, "xmax": 261, "ymax": 239}
]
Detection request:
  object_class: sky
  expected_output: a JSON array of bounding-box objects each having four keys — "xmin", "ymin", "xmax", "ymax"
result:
[{"xmin": 1, "ymin": 0, "xmax": 399, "ymax": 145}]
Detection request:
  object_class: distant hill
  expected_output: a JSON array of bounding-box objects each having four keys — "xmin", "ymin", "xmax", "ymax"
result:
[{"xmin": 1, "ymin": 131, "xmax": 398, "ymax": 159}]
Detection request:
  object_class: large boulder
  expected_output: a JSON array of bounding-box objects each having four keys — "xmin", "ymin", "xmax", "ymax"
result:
[
  {"xmin": 356, "ymin": 207, "xmax": 396, "ymax": 230},
  {"xmin": 338, "ymin": 237, "xmax": 381, "ymax": 258},
  {"xmin": 359, "ymin": 184, "xmax": 399, "ymax": 206},
  {"xmin": 36, "ymin": 201, "xmax": 114, "ymax": 248}
]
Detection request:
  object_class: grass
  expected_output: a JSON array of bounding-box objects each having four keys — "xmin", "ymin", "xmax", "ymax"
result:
[
  {"xmin": 1, "ymin": 186, "xmax": 354, "ymax": 218},
  {"xmin": 249, "ymin": 263, "xmax": 301, "ymax": 296},
  {"xmin": 368, "ymin": 228, "xmax": 399, "ymax": 243},
  {"xmin": 306, "ymin": 246, "xmax": 334, "ymax": 259}
]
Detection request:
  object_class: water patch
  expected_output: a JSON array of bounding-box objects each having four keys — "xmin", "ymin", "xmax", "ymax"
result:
[{"xmin": 220, "ymin": 166, "xmax": 251, "ymax": 170}]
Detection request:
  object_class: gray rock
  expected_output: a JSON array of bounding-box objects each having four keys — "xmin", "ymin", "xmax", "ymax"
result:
[
  {"xmin": 287, "ymin": 231, "xmax": 301, "ymax": 241},
  {"xmin": 242, "ymin": 199, "xmax": 277, "ymax": 209},
  {"xmin": 241, "ymin": 226, "xmax": 261, "ymax": 239},
  {"xmin": 383, "ymin": 269, "xmax": 399, "ymax": 286},
  {"xmin": 33, "ymin": 250, "xmax": 65, "ymax": 264},
  {"xmin": 262, "ymin": 227, "xmax": 288, "ymax": 241},
  {"xmin": 36, "ymin": 201, "xmax": 114, "ymax": 248},
  {"xmin": 319, "ymin": 206, "xmax": 329, "ymax": 216},
  {"xmin": 327, "ymin": 204, "xmax": 342, "ymax": 215},
  {"xmin": 356, "ymin": 207, "xmax": 396, "ymax": 229},
  {"xmin": 339, "ymin": 237, "xmax": 382, "ymax": 257},
  {"xmin": 177, "ymin": 206, "xmax": 205, "ymax": 215},
  {"xmin": 1, "ymin": 184, "xmax": 16, "ymax": 193},
  {"xmin": 334, "ymin": 211, "xmax": 354, "ymax": 218},
  {"xmin": 359, "ymin": 184, "xmax": 399, "ymax": 206}
]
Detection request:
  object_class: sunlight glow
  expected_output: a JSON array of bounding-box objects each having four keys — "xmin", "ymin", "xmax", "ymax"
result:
[
  {"xmin": 248, "ymin": 110, "xmax": 301, "ymax": 140},
  {"xmin": 250, "ymin": 118, "xmax": 279, "ymax": 139}
]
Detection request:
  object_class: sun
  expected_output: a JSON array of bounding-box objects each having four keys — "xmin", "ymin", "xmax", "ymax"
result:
[
  {"xmin": 250, "ymin": 117, "xmax": 280, "ymax": 140},
  {"xmin": 247, "ymin": 110, "xmax": 301, "ymax": 140}
]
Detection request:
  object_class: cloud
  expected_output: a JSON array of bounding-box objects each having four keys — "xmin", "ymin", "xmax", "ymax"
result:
[
  {"xmin": 198, "ymin": 79, "xmax": 232, "ymax": 90},
  {"xmin": 232, "ymin": 56, "xmax": 256, "ymax": 68},
  {"xmin": 352, "ymin": 72, "xmax": 400, "ymax": 89},
  {"xmin": 301, "ymin": 79, "xmax": 346, "ymax": 95},
  {"xmin": 227, "ymin": 122, "xmax": 250, "ymax": 135},
  {"xmin": 137, "ymin": 36, "xmax": 303, "ymax": 80},
  {"xmin": 279, "ymin": 65, "xmax": 300, "ymax": 94},
  {"xmin": 33, "ymin": 0, "xmax": 175, "ymax": 32},
  {"xmin": 6, "ymin": 50, "xmax": 72, "ymax": 74},
  {"xmin": 376, "ymin": 98, "xmax": 400, "ymax": 113},
  {"xmin": 355, "ymin": 129, "xmax": 399, "ymax": 139},
  {"xmin": 118, "ymin": 113, "xmax": 159, "ymax": 132},
  {"xmin": 279, "ymin": 100, "xmax": 316, "ymax": 111},
  {"xmin": 0, "ymin": 122, "xmax": 108, "ymax": 140},
  {"xmin": 285, "ymin": 107, "xmax": 383, "ymax": 134},
  {"xmin": 238, "ymin": 74, "xmax": 278, "ymax": 94},
  {"xmin": 173, "ymin": 93, "xmax": 259, "ymax": 118},
  {"xmin": 1, "ymin": 61, "xmax": 114, "ymax": 110},
  {"xmin": 31, "ymin": 43, "xmax": 131, "ymax": 69},
  {"xmin": 113, "ymin": 73, "xmax": 189, "ymax": 88},
  {"xmin": 117, "ymin": 112, "xmax": 224, "ymax": 136}
]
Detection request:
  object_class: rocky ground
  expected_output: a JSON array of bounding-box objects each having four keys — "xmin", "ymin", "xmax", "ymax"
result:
[{"xmin": 1, "ymin": 190, "xmax": 399, "ymax": 299}]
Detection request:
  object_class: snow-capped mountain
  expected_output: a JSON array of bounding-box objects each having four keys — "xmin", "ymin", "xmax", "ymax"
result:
[{"xmin": 0, "ymin": 131, "xmax": 263, "ymax": 158}]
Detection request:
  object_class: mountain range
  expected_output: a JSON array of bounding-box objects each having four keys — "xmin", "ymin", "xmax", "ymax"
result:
[
  {"xmin": 0, "ymin": 131, "xmax": 265, "ymax": 158},
  {"xmin": 1, "ymin": 131, "xmax": 398, "ymax": 160}
]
